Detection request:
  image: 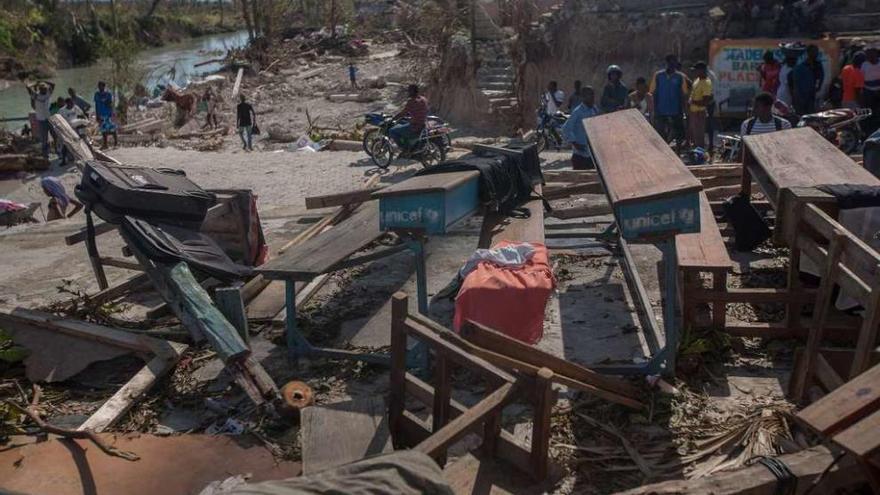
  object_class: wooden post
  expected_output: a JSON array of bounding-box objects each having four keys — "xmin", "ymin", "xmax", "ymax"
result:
[
  {"xmin": 740, "ymin": 152, "xmax": 753, "ymax": 198},
  {"xmin": 850, "ymin": 282, "xmax": 880, "ymax": 379},
  {"xmin": 389, "ymin": 292, "xmax": 409, "ymax": 446},
  {"xmin": 530, "ymin": 367, "xmax": 554, "ymax": 481},
  {"xmin": 712, "ymin": 270, "xmax": 728, "ymax": 330},
  {"xmin": 432, "ymin": 352, "xmax": 451, "ymax": 467},
  {"xmin": 792, "ymin": 231, "xmax": 846, "ymax": 401},
  {"xmin": 215, "ymin": 286, "xmax": 249, "ymax": 344}
]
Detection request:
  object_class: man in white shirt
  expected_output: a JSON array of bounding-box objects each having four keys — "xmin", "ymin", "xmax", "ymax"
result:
[
  {"xmin": 741, "ymin": 92, "xmax": 792, "ymax": 137},
  {"xmin": 26, "ymin": 81, "xmax": 55, "ymax": 159},
  {"xmin": 57, "ymin": 98, "xmax": 86, "ymax": 164},
  {"xmin": 543, "ymin": 81, "xmax": 565, "ymax": 115}
]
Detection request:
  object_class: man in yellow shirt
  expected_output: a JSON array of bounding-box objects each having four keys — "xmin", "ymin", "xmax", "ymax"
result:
[{"xmin": 688, "ymin": 61, "xmax": 713, "ymax": 149}]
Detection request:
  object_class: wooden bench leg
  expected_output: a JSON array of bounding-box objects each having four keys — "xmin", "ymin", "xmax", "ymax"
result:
[
  {"xmin": 432, "ymin": 353, "xmax": 451, "ymax": 467},
  {"xmin": 792, "ymin": 231, "xmax": 846, "ymax": 402},
  {"xmin": 712, "ymin": 270, "xmax": 728, "ymax": 331},
  {"xmin": 530, "ymin": 368, "xmax": 555, "ymax": 481},
  {"xmin": 389, "ymin": 293, "xmax": 409, "ymax": 446}
]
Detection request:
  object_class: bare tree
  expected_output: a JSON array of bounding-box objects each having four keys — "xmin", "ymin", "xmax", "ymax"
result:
[
  {"xmin": 143, "ymin": 0, "xmax": 162, "ymax": 19},
  {"xmin": 241, "ymin": 0, "xmax": 255, "ymax": 40}
]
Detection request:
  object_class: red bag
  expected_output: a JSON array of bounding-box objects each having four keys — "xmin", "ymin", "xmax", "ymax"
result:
[{"xmin": 453, "ymin": 241, "xmax": 556, "ymax": 344}]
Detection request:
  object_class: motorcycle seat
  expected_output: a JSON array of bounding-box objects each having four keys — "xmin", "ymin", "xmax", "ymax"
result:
[{"xmin": 805, "ymin": 108, "xmax": 855, "ymax": 124}]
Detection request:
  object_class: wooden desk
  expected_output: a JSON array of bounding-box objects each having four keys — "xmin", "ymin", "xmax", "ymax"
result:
[
  {"xmin": 373, "ymin": 170, "xmax": 480, "ymax": 235},
  {"xmin": 584, "ymin": 108, "xmax": 702, "ymax": 241},
  {"xmin": 584, "ymin": 109, "xmax": 702, "ymax": 376},
  {"xmin": 741, "ymin": 127, "xmax": 880, "ymax": 243}
]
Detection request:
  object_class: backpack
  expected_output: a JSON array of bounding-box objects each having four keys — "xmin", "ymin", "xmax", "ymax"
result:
[
  {"xmin": 745, "ymin": 116, "xmax": 784, "ymax": 135},
  {"xmin": 722, "ymin": 195, "xmax": 771, "ymax": 251}
]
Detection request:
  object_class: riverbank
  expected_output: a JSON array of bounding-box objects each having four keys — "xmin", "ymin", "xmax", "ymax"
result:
[{"xmin": 0, "ymin": 5, "xmax": 244, "ymax": 81}]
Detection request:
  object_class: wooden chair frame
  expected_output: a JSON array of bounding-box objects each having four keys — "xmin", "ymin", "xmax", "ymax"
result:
[{"xmin": 388, "ymin": 293, "xmax": 556, "ymax": 481}]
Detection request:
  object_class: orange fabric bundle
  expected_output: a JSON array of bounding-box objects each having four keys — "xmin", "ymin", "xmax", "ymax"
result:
[{"xmin": 453, "ymin": 241, "xmax": 556, "ymax": 344}]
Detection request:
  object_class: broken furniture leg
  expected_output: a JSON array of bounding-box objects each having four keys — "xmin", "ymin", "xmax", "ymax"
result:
[{"xmin": 120, "ymin": 230, "xmax": 279, "ymax": 408}]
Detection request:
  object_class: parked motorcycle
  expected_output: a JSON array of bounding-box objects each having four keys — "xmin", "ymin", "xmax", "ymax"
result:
[
  {"xmin": 797, "ymin": 107, "xmax": 873, "ymax": 155},
  {"xmin": 362, "ymin": 113, "xmax": 451, "ymax": 157},
  {"xmin": 532, "ymin": 101, "xmax": 568, "ymax": 153},
  {"xmin": 365, "ymin": 115, "xmax": 451, "ymax": 169}
]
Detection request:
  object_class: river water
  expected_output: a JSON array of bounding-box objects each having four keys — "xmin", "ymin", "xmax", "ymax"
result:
[{"xmin": 0, "ymin": 29, "xmax": 249, "ymax": 126}]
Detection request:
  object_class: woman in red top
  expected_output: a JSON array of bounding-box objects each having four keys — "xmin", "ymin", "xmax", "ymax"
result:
[{"xmin": 758, "ymin": 50, "xmax": 782, "ymax": 95}]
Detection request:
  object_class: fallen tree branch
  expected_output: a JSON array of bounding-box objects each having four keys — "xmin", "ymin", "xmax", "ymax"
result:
[{"xmin": 5, "ymin": 385, "xmax": 140, "ymax": 461}]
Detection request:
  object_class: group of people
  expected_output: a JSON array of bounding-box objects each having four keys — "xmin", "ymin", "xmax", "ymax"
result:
[
  {"xmin": 555, "ymin": 54, "xmax": 723, "ymax": 170},
  {"xmin": 26, "ymin": 80, "xmax": 118, "ymax": 160},
  {"xmin": 554, "ymin": 44, "xmax": 880, "ymax": 170}
]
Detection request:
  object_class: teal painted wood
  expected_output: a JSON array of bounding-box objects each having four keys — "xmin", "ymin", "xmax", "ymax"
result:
[
  {"xmin": 615, "ymin": 192, "xmax": 701, "ymax": 241},
  {"xmin": 378, "ymin": 176, "xmax": 479, "ymax": 234}
]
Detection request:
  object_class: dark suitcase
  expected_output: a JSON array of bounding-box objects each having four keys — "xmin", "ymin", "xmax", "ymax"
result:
[
  {"xmin": 722, "ymin": 194, "xmax": 771, "ymax": 251},
  {"xmin": 76, "ymin": 160, "xmax": 216, "ymax": 226}
]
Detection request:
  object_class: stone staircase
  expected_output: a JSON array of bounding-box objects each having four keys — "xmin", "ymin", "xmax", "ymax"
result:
[{"xmin": 472, "ymin": 3, "xmax": 518, "ymax": 122}]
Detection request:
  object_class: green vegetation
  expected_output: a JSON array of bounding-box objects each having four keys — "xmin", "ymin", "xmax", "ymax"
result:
[{"xmin": 0, "ymin": 2, "xmax": 243, "ymax": 79}]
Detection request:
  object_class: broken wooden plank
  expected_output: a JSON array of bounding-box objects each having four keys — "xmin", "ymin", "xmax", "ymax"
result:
[
  {"xmin": 797, "ymin": 362, "xmax": 880, "ymax": 437},
  {"xmin": 78, "ymin": 341, "xmax": 188, "ymax": 432},
  {"xmin": 48, "ymin": 114, "xmax": 94, "ymax": 168},
  {"xmin": 215, "ymin": 286, "xmax": 249, "ymax": 344},
  {"xmin": 258, "ymin": 202, "xmax": 381, "ymax": 280},
  {"xmin": 300, "ymin": 397, "xmax": 393, "ymax": 475},
  {"xmin": 460, "ymin": 321, "xmax": 641, "ymax": 400},
  {"xmin": 231, "ymin": 68, "xmax": 244, "ymax": 100},
  {"xmin": 304, "ymin": 186, "xmax": 383, "ymax": 210},
  {"xmin": 613, "ymin": 446, "xmax": 862, "ymax": 495},
  {"xmin": 546, "ymin": 203, "xmax": 612, "ymax": 220}
]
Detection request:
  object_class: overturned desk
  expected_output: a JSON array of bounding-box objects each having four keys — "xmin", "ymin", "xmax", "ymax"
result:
[
  {"xmin": 585, "ymin": 109, "xmax": 703, "ymax": 375},
  {"xmin": 257, "ymin": 171, "xmax": 481, "ymax": 365}
]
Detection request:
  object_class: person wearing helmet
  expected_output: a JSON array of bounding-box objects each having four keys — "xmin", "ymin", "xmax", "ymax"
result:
[{"xmin": 600, "ymin": 64, "xmax": 628, "ymax": 113}]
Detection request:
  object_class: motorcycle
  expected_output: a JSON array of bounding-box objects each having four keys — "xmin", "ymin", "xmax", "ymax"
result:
[
  {"xmin": 365, "ymin": 115, "xmax": 451, "ymax": 169},
  {"xmin": 797, "ymin": 107, "xmax": 873, "ymax": 155},
  {"xmin": 532, "ymin": 98, "xmax": 568, "ymax": 153},
  {"xmin": 362, "ymin": 113, "xmax": 451, "ymax": 157}
]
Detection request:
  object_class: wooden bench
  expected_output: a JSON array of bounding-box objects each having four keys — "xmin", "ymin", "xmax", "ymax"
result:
[
  {"xmin": 256, "ymin": 201, "xmax": 402, "ymax": 364},
  {"xmin": 741, "ymin": 127, "xmax": 880, "ymax": 244},
  {"xmin": 676, "ymin": 192, "xmax": 734, "ymax": 332},
  {"xmin": 797, "ymin": 361, "xmax": 880, "ymax": 492},
  {"xmin": 478, "ymin": 187, "xmax": 545, "ymax": 248}
]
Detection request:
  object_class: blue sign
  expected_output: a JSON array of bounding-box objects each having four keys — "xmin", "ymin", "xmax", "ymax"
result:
[
  {"xmin": 616, "ymin": 193, "xmax": 700, "ymax": 240},
  {"xmin": 378, "ymin": 176, "xmax": 479, "ymax": 234}
]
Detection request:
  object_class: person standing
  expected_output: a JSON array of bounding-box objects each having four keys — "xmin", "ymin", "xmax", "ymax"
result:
[
  {"xmin": 741, "ymin": 92, "xmax": 792, "ymax": 137},
  {"xmin": 58, "ymin": 98, "xmax": 86, "ymax": 164},
  {"xmin": 791, "ymin": 44, "xmax": 824, "ymax": 115},
  {"xmin": 94, "ymin": 81, "xmax": 113, "ymax": 125},
  {"xmin": 758, "ymin": 50, "xmax": 782, "ymax": 95},
  {"xmin": 543, "ymin": 81, "xmax": 565, "ymax": 115},
  {"xmin": 629, "ymin": 77, "xmax": 654, "ymax": 120},
  {"xmin": 562, "ymin": 86, "xmax": 600, "ymax": 170},
  {"xmin": 203, "ymin": 89, "xmax": 218, "ymax": 129},
  {"xmin": 567, "ymin": 80, "xmax": 583, "ymax": 111},
  {"xmin": 688, "ymin": 62, "xmax": 713, "ymax": 149},
  {"xmin": 236, "ymin": 94, "xmax": 256, "ymax": 151},
  {"xmin": 840, "ymin": 52, "xmax": 866, "ymax": 110},
  {"xmin": 26, "ymin": 81, "xmax": 55, "ymax": 159},
  {"xmin": 600, "ymin": 65, "xmax": 629, "ymax": 113},
  {"xmin": 776, "ymin": 52, "xmax": 798, "ymax": 107},
  {"xmin": 650, "ymin": 55, "xmax": 689, "ymax": 144},
  {"xmin": 349, "ymin": 62, "xmax": 359, "ymax": 90},
  {"xmin": 862, "ymin": 47, "xmax": 880, "ymax": 134},
  {"xmin": 68, "ymin": 88, "xmax": 91, "ymax": 115}
]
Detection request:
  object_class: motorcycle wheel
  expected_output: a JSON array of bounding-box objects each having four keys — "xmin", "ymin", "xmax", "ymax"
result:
[
  {"xmin": 419, "ymin": 141, "xmax": 443, "ymax": 168},
  {"xmin": 837, "ymin": 129, "xmax": 859, "ymax": 155},
  {"xmin": 362, "ymin": 128, "xmax": 379, "ymax": 156},
  {"xmin": 370, "ymin": 138, "xmax": 394, "ymax": 169},
  {"xmin": 534, "ymin": 132, "xmax": 548, "ymax": 154}
]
